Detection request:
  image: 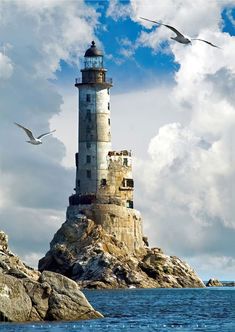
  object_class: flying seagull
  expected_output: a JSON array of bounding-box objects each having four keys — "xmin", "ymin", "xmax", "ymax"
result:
[
  {"xmin": 14, "ymin": 122, "xmax": 56, "ymax": 145},
  {"xmin": 140, "ymin": 17, "xmax": 220, "ymax": 48}
]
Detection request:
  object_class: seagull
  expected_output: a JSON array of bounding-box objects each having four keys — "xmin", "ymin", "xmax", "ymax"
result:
[
  {"xmin": 140, "ymin": 17, "xmax": 220, "ymax": 48},
  {"xmin": 14, "ymin": 122, "xmax": 56, "ymax": 145}
]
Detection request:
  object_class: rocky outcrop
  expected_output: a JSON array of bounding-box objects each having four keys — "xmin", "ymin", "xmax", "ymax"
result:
[
  {"xmin": 39, "ymin": 216, "xmax": 205, "ymax": 289},
  {"xmin": 0, "ymin": 230, "xmax": 103, "ymax": 322},
  {"xmin": 206, "ymin": 278, "xmax": 223, "ymax": 287},
  {"xmin": 0, "ymin": 231, "xmax": 39, "ymax": 281}
]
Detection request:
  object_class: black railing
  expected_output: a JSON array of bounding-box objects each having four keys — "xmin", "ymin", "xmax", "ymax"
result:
[{"xmin": 75, "ymin": 77, "xmax": 112, "ymax": 84}]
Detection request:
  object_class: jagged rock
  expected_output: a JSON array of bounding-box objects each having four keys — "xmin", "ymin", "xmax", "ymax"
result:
[
  {"xmin": 0, "ymin": 230, "xmax": 39, "ymax": 281},
  {"xmin": 206, "ymin": 278, "xmax": 223, "ymax": 287},
  {"xmin": 0, "ymin": 274, "xmax": 32, "ymax": 322},
  {"xmin": 0, "ymin": 231, "xmax": 8, "ymax": 252},
  {"xmin": 40, "ymin": 271, "xmax": 102, "ymax": 320},
  {"xmin": 0, "ymin": 230, "xmax": 103, "ymax": 322},
  {"xmin": 39, "ymin": 216, "xmax": 205, "ymax": 289}
]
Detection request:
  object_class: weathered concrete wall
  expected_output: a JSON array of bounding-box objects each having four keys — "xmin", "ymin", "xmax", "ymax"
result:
[
  {"xmin": 76, "ymin": 86, "xmax": 111, "ymax": 194},
  {"xmin": 67, "ymin": 204, "xmax": 145, "ymax": 252},
  {"xmin": 97, "ymin": 151, "xmax": 134, "ymax": 207}
]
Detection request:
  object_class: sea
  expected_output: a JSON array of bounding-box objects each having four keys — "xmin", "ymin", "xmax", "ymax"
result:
[{"xmin": 0, "ymin": 287, "xmax": 234, "ymax": 332}]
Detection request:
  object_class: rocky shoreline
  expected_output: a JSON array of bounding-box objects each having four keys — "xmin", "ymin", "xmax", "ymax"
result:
[
  {"xmin": 0, "ymin": 231, "xmax": 102, "ymax": 322},
  {"xmin": 39, "ymin": 216, "xmax": 205, "ymax": 289}
]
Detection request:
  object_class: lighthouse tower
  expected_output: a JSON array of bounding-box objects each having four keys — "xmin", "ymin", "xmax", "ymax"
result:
[
  {"xmin": 74, "ymin": 41, "xmax": 112, "ymax": 195},
  {"xmin": 68, "ymin": 41, "xmax": 144, "ymax": 252}
]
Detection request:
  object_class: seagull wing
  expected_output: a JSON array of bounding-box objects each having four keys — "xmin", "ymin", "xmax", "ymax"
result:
[
  {"xmin": 140, "ymin": 17, "xmax": 162, "ymax": 25},
  {"xmin": 163, "ymin": 24, "xmax": 185, "ymax": 38},
  {"xmin": 37, "ymin": 129, "xmax": 56, "ymax": 140},
  {"xmin": 191, "ymin": 38, "xmax": 221, "ymax": 48},
  {"xmin": 14, "ymin": 122, "xmax": 36, "ymax": 140},
  {"xmin": 140, "ymin": 17, "xmax": 185, "ymax": 38}
]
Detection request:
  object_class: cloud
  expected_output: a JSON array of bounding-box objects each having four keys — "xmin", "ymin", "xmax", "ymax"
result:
[
  {"xmin": 188, "ymin": 255, "xmax": 235, "ymax": 280},
  {"xmin": 131, "ymin": 0, "xmax": 223, "ymax": 34},
  {"xmin": 122, "ymin": 1, "xmax": 235, "ymax": 278},
  {"xmin": 101, "ymin": 0, "xmax": 235, "ymax": 279},
  {"xmin": 50, "ymin": 87, "xmax": 77, "ymax": 168},
  {"xmin": 106, "ymin": 0, "xmax": 132, "ymax": 21},
  {"xmin": 0, "ymin": 0, "xmax": 99, "ymax": 266},
  {"xmin": 0, "ymin": 52, "xmax": 13, "ymax": 79}
]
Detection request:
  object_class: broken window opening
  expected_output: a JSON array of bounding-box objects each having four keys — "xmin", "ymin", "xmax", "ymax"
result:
[
  {"xmin": 127, "ymin": 200, "xmax": 134, "ymax": 208},
  {"xmin": 101, "ymin": 178, "xmax": 107, "ymax": 186},
  {"xmin": 123, "ymin": 158, "xmax": 128, "ymax": 166},
  {"xmin": 123, "ymin": 178, "xmax": 134, "ymax": 188}
]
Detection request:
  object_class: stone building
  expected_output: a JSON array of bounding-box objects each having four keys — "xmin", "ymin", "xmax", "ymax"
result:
[{"xmin": 67, "ymin": 41, "xmax": 144, "ymax": 252}]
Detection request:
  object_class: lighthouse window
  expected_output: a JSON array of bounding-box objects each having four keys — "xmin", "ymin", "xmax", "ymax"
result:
[
  {"xmin": 108, "ymin": 118, "xmax": 110, "ymax": 125},
  {"xmin": 123, "ymin": 158, "xmax": 128, "ymax": 166},
  {"xmin": 86, "ymin": 94, "xmax": 91, "ymax": 102},
  {"xmin": 108, "ymin": 102, "xmax": 110, "ymax": 110},
  {"xmin": 123, "ymin": 178, "xmax": 134, "ymax": 188},
  {"xmin": 107, "ymin": 88, "xmax": 110, "ymax": 95},
  {"xmin": 87, "ymin": 109, "xmax": 91, "ymax": 121},
  {"xmin": 127, "ymin": 179, "xmax": 134, "ymax": 187},
  {"xmin": 101, "ymin": 179, "xmax": 107, "ymax": 186},
  {"xmin": 86, "ymin": 155, "xmax": 91, "ymax": 163},
  {"xmin": 86, "ymin": 170, "xmax": 91, "ymax": 178},
  {"xmin": 127, "ymin": 200, "xmax": 134, "ymax": 209}
]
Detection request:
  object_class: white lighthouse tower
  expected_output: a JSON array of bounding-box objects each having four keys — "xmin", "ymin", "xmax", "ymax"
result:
[
  {"xmin": 68, "ymin": 42, "xmax": 144, "ymax": 252},
  {"xmin": 74, "ymin": 41, "xmax": 112, "ymax": 197}
]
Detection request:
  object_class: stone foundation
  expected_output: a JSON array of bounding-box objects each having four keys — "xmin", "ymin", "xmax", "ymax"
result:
[{"xmin": 66, "ymin": 204, "xmax": 145, "ymax": 252}]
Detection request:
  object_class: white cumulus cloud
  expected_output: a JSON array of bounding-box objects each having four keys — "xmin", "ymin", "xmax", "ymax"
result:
[
  {"xmin": 0, "ymin": 52, "xmax": 13, "ymax": 79},
  {"xmin": 0, "ymin": 0, "xmax": 99, "ymax": 267}
]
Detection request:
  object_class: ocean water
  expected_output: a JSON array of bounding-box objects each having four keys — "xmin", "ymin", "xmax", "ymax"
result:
[{"xmin": 0, "ymin": 288, "xmax": 234, "ymax": 332}]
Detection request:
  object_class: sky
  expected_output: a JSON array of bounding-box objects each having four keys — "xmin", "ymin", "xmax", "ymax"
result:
[{"xmin": 0, "ymin": 0, "xmax": 235, "ymax": 280}]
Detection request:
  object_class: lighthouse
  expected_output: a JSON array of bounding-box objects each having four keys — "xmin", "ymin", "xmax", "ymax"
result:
[
  {"xmin": 68, "ymin": 41, "xmax": 144, "ymax": 252},
  {"xmin": 74, "ymin": 41, "xmax": 112, "ymax": 196}
]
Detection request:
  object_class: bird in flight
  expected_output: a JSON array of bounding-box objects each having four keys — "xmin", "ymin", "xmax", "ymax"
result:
[
  {"xmin": 14, "ymin": 122, "xmax": 56, "ymax": 145},
  {"xmin": 140, "ymin": 17, "xmax": 220, "ymax": 48}
]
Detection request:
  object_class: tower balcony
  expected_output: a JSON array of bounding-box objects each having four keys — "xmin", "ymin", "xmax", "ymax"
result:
[{"xmin": 75, "ymin": 77, "xmax": 113, "ymax": 87}]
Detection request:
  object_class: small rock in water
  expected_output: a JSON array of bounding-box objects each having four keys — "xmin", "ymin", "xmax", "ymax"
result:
[{"xmin": 206, "ymin": 278, "xmax": 223, "ymax": 287}]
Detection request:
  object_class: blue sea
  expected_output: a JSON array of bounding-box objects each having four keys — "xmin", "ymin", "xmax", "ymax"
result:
[{"xmin": 0, "ymin": 288, "xmax": 234, "ymax": 332}]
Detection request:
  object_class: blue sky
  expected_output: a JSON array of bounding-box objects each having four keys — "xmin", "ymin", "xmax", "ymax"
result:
[
  {"xmin": 56, "ymin": 1, "xmax": 178, "ymax": 93},
  {"xmin": 54, "ymin": 2, "xmax": 235, "ymax": 94},
  {"xmin": 0, "ymin": 0, "xmax": 235, "ymax": 280}
]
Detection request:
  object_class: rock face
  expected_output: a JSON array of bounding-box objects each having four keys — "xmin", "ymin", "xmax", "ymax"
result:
[
  {"xmin": 0, "ymin": 231, "xmax": 39, "ymax": 281},
  {"xmin": 0, "ymin": 230, "xmax": 103, "ymax": 322},
  {"xmin": 39, "ymin": 216, "xmax": 205, "ymax": 289},
  {"xmin": 67, "ymin": 203, "xmax": 144, "ymax": 252},
  {"xmin": 206, "ymin": 278, "xmax": 223, "ymax": 287}
]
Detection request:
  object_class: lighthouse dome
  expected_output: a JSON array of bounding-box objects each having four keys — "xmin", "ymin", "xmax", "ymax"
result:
[{"xmin": 84, "ymin": 41, "xmax": 103, "ymax": 57}]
